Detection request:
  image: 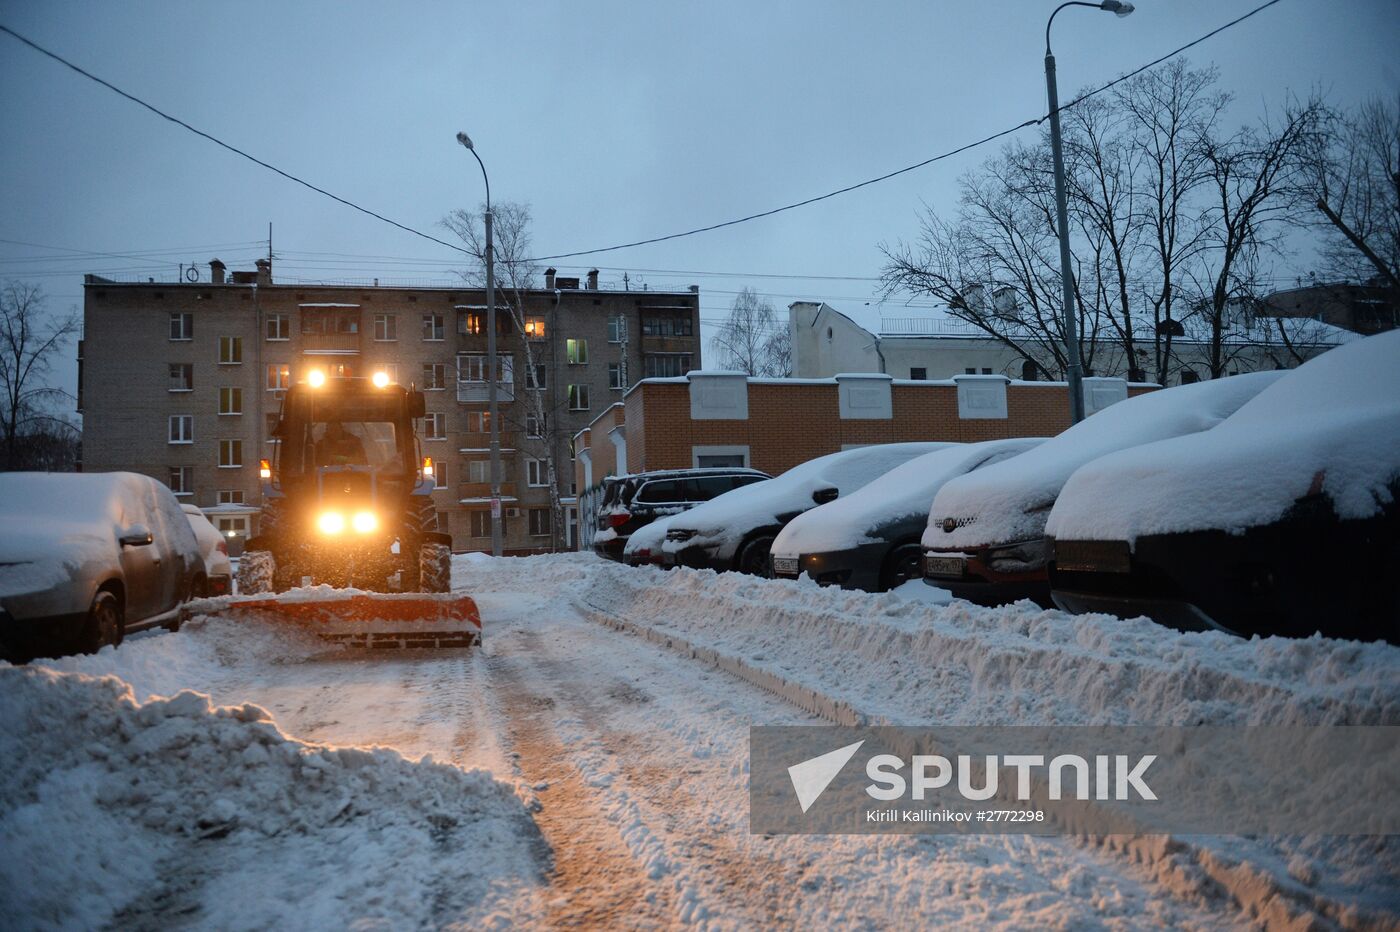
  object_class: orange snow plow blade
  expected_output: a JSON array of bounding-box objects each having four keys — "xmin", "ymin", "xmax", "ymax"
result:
[{"xmin": 217, "ymin": 593, "xmax": 481, "ymax": 649}]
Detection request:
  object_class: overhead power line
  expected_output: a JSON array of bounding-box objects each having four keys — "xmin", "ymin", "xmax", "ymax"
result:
[{"xmin": 2, "ymin": 0, "xmax": 1284, "ymax": 267}]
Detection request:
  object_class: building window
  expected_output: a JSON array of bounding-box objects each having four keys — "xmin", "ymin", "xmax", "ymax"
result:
[
  {"xmin": 216, "ymin": 516, "xmax": 249, "ymax": 539},
  {"xmin": 422, "ymin": 363, "xmax": 446, "ymax": 390},
  {"xmin": 219, "ymin": 336, "xmax": 243, "ymax": 365},
  {"xmin": 524, "ymin": 317, "xmax": 546, "ymax": 340},
  {"xmin": 168, "ymin": 466, "xmax": 194, "ymax": 496},
  {"xmin": 568, "ymin": 384, "xmax": 590, "ymax": 410},
  {"xmin": 266, "ymin": 314, "xmax": 289, "ymax": 341},
  {"xmin": 169, "ymin": 415, "xmax": 194, "ymax": 444},
  {"xmin": 374, "ymin": 314, "xmax": 397, "ymax": 341},
  {"xmin": 524, "ymin": 364, "xmax": 547, "ymax": 390},
  {"xmin": 527, "ymin": 459, "xmax": 547, "ymax": 487},
  {"xmin": 566, "ymin": 338, "xmax": 588, "ymax": 365},
  {"xmin": 432, "ymin": 461, "xmax": 448, "ymax": 490},
  {"xmin": 423, "ymin": 314, "xmax": 444, "ymax": 341},
  {"xmin": 1180, "ymin": 369, "xmax": 1200, "ymax": 385},
  {"xmin": 218, "ymin": 387, "xmax": 243, "ymax": 415},
  {"xmin": 528, "ymin": 508, "xmax": 551, "ymax": 537},
  {"xmin": 608, "ymin": 363, "xmax": 625, "ymax": 390},
  {"xmin": 217, "ymin": 489, "xmax": 244, "ymax": 505},
  {"xmin": 218, "ymin": 439, "xmax": 243, "ymax": 468},
  {"xmin": 910, "ymin": 367, "xmax": 927, "ymax": 380},
  {"xmin": 525, "ymin": 412, "xmax": 542, "ymax": 438},
  {"xmin": 1020, "ymin": 361, "xmax": 1041, "ymax": 382},
  {"xmin": 456, "ymin": 354, "xmax": 513, "ymax": 387},
  {"xmin": 460, "ymin": 310, "xmax": 485, "ymax": 335},
  {"xmin": 693, "ymin": 445, "xmax": 750, "ymax": 469},
  {"xmin": 301, "ymin": 309, "xmax": 359, "ymax": 335},
  {"xmin": 468, "ymin": 460, "xmax": 491, "ymax": 483},
  {"xmin": 466, "ymin": 410, "xmax": 493, "ymax": 434},
  {"xmin": 266, "ymin": 364, "xmax": 290, "ymax": 391},
  {"xmin": 641, "ymin": 312, "xmax": 693, "ymax": 337},
  {"xmin": 169, "ymin": 363, "xmax": 194, "ymax": 392},
  {"xmin": 607, "ymin": 316, "xmax": 626, "ymax": 344},
  {"xmin": 169, "ymin": 313, "xmax": 193, "ymax": 341},
  {"xmin": 374, "ymin": 363, "xmax": 400, "ymax": 385},
  {"xmin": 424, "ymin": 412, "xmax": 445, "ymax": 440},
  {"xmin": 643, "ymin": 353, "xmax": 692, "ymax": 378},
  {"xmin": 470, "ymin": 511, "xmax": 491, "ymax": 538}
]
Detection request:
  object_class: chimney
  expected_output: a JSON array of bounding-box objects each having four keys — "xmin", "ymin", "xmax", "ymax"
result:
[
  {"xmin": 587, "ymin": 268, "xmax": 599, "ymax": 290},
  {"xmin": 255, "ymin": 258, "xmax": 272, "ymax": 286},
  {"xmin": 209, "ymin": 259, "xmax": 226, "ymax": 284},
  {"xmin": 545, "ymin": 267, "xmax": 557, "ymax": 289}
]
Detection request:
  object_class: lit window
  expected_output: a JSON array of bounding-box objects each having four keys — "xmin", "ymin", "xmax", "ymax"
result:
[
  {"xmin": 266, "ymin": 363, "xmax": 290, "ymax": 390},
  {"xmin": 525, "ymin": 317, "xmax": 546, "ymax": 340},
  {"xmin": 218, "ymin": 387, "xmax": 243, "ymax": 415},
  {"xmin": 219, "ymin": 336, "xmax": 243, "ymax": 365},
  {"xmin": 566, "ymin": 338, "xmax": 588, "ymax": 365}
]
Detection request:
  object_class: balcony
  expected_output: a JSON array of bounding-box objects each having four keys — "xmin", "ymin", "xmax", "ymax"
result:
[
  {"xmin": 459, "ymin": 432, "xmax": 517, "ymax": 452},
  {"xmin": 458, "ymin": 481, "xmax": 517, "ymax": 501},
  {"xmin": 457, "ymin": 380, "xmax": 515, "ymax": 403},
  {"xmin": 301, "ymin": 332, "xmax": 362, "ymax": 355}
]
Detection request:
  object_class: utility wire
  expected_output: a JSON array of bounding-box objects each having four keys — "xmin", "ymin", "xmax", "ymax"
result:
[{"xmin": 0, "ymin": 24, "xmax": 469, "ymax": 257}]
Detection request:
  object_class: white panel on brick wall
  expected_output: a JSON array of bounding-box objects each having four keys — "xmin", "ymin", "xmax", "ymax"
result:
[
  {"xmin": 954, "ymin": 374, "xmax": 1009, "ymax": 419},
  {"xmin": 836, "ymin": 373, "xmax": 892, "ymax": 420},
  {"xmin": 1083, "ymin": 377, "xmax": 1129, "ymax": 416},
  {"xmin": 689, "ymin": 372, "xmax": 749, "ymax": 420}
]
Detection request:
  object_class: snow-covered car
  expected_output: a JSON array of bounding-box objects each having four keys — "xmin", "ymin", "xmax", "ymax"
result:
[
  {"xmin": 1048, "ymin": 330, "xmax": 1400, "ymax": 641},
  {"xmin": 664, "ymin": 443, "xmax": 952, "ymax": 576},
  {"xmin": 593, "ymin": 467, "xmax": 770, "ymax": 561},
  {"xmin": 0, "ymin": 472, "xmax": 204, "ymax": 662},
  {"xmin": 922, "ymin": 371, "xmax": 1285, "ymax": 607},
  {"xmin": 770, "ymin": 439, "xmax": 1043, "ymax": 591},
  {"xmin": 181, "ymin": 504, "xmax": 234, "ymax": 596},
  {"xmin": 621, "ymin": 511, "xmax": 682, "ymax": 567}
]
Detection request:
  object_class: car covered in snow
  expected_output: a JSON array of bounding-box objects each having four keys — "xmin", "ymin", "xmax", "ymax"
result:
[
  {"xmin": 181, "ymin": 504, "xmax": 234, "ymax": 596},
  {"xmin": 769, "ymin": 439, "xmax": 1043, "ymax": 591},
  {"xmin": 1047, "ymin": 330, "xmax": 1400, "ymax": 641},
  {"xmin": 922, "ymin": 371, "xmax": 1285, "ymax": 607},
  {"xmin": 621, "ymin": 510, "xmax": 682, "ymax": 567},
  {"xmin": 663, "ymin": 443, "xmax": 951, "ymax": 576},
  {"xmin": 0, "ymin": 472, "xmax": 204, "ymax": 661},
  {"xmin": 593, "ymin": 467, "xmax": 770, "ymax": 561}
]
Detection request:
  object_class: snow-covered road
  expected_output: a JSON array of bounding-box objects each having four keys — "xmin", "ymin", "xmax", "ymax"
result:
[{"xmin": 7, "ymin": 552, "xmax": 1399, "ymax": 929}]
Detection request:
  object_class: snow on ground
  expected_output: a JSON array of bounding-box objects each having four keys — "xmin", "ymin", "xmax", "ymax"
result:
[
  {"xmin": 7, "ymin": 551, "xmax": 1398, "ymax": 928},
  {"xmin": 0, "ymin": 664, "xmax": 541, "ymax": 931}
]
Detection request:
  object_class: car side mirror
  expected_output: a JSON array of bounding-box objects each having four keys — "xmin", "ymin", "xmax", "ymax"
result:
[
  {"xmin": 812, "ymin": 487, "xmax": 838, "ymax": 505},
  {"xmin": 119, "ymin": 524, "xmax": 154, "ymax": 547}
]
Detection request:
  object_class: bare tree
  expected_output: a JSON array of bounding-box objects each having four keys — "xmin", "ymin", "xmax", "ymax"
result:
[
  {"xmin": 713, "ymin": 288, "xmax": 789, "ymax": 376},
  {"xmin": 1, "ymin": 280, "xmax": 79, "ymax": 470},
  {"xmin": 442, "ymin": 203, "xmax": 568, "ymax": 551}
]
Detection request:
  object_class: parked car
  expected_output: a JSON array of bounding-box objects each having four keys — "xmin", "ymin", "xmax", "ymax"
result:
[
  {"xmin": 181, "ymin": 504, "xmax": 234, "ymax": 596},
  {"xmin": 770, "ymin": 439, "xmax": 1043, "ymax": 591},
  {"xmin": 922, "ymin": 371, "xmax": 1285, "ymax": 607},
  {"xmin": 664, "ymin": 443, "xmax": 952, "ymax": 575},
  {"xmin": 1048, "ymin": 330, "xmax": 1400, "ymax": 642},
  {"xmin": 0, "ymin": 472, "xmax": 204, "ymax": 662},
  {"xmin": 592, "ymin": 467, "xmax": 770, "ymax": 561},
  {"xmin": 622, "ymin": 511, "xmax": 681, "ymax": 567}
]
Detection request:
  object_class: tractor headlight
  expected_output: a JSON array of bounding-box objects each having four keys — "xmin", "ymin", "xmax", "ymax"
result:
[
  {"xmin": 351, "ymin": 511, "xmax": 378, "ymax": 534},
  {"xmin": 318, "ymin": 511, "xmax": 346, "ymax": 535}
]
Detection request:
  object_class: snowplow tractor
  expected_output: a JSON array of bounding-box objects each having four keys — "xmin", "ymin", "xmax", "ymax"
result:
[{"xmin": 233, "ymin": 375, "xmax": 474, "ymax": 647}]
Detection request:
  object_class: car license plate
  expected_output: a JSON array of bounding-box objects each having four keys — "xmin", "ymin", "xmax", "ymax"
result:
[
  {"xmin": 772, "ymin": 556, "xmax": 799, "ymax": 576},
  {"xmin": 924, "ymin": 555, "xmax": 965, "ymax": 579}
]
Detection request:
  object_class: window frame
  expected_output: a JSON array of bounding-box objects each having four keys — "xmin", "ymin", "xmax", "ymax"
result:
[
  {"xmin": 567, "ymin": 384, "xmax": 590, "ymax": 411},
  {"xmin": 218, "ymin": 439, "xmax": 243, "ymax": 468},
  {"xmin": 423, "ymin": 412, "xmax": 446, "ymax": 440},
  {"xmin": 169, "ymin": 313, "xmax": 193, "ymax": 342},
  {"xmin": 266, "ymin": 314, "xmax": 290, "ymax": 341},
  {"xmin": 266, "ymin": 363, "xmax": 290, "ymax": 391},
  {"xmin": 169, "ymin": 363, "xmax": 194, "ymax": 393},
  {"xmin": 168, "ymin": 414, "xmax": 194, "ymax": 444},
  {"xmin": 526, "ymin": 458, "xmax": 548, "ymax": 487},
  {"xmin": 422, "ymin": 362, "xmax": 447, "ymax": 391},
  {"xmin": 528, "ymin": 507, "xmax": 551, "ymax": 537},
  {"xmin": 218, "ymin": 335, "xmax": 243, "ymax": 365},
  {"xmin": 422, "ymin": 313, "xmax": 445, "ymax": 341},
  {"xmin": 566, "ymin": 338, "xmax": 588, "ymax": 365},
  {"xmin": 374, "ymin": 314, "xmax": 398, "ymax": 342},
  {"xmin": 218, "ymin": 386, "xmax": 243, "ymax": 416},
  {"xmin": 168, "ymin": 466, "xmax": 194, "ymax": 497}
]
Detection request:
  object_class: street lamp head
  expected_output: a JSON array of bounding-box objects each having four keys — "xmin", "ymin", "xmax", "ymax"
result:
[
  {"xmin": 1100, "ymin": 1, "xmax": 1135, "ymax": 16},
  {"xmin": 455, "ymin": 131, "xmax": 474, "ymax": 150}
]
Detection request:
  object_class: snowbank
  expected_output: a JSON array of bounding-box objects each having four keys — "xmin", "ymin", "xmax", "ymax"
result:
[
  {"xmin": 1049, "ymin": 330, "xmax": 1400, "ymax": 542},
  {"xmin": 773, "ymin": 439, "xmax": 1041, "ymax": 558},
  {"xmin": 0, "ymin": 666, "xmax": 540, "ymax": 930},
  {"xmin": 926, "ymin": 372, "xmax": 1283, "ymax": 549}
]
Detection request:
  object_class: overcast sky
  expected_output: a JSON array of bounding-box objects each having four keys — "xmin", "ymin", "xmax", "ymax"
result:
[{"xmin": 2, "ymin": 0, "xmax": 1396, "ymax": 404}]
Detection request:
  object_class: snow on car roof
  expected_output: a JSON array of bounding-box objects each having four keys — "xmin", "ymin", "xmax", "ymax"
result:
[
  {"xmin": 772, "ymin": 439, "xmax": 1044, "ymax": 557},
  {"xmin": 927, "ymin": 371, "xmax": 1285, "ymax": 549},
  {"xmin": 666, "ymin": 443, "xmax": 950, "ymax": 541},
  {"xmin": 1048, "ymin": 330, "xmax": 1400, "ymax": 543}
]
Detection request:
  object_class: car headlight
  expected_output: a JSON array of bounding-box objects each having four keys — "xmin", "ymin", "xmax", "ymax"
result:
[
  {"xmin": 351, "ymin": 511, "xmax": 378, "ymax": 534},
  {"xmin": 318, "ymin": 511, "xmax": 346, "ymax": 535}
]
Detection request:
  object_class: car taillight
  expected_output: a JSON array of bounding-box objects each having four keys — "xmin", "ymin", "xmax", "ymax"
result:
[
  {"xmin": 609, "ymin": 511, "xmax": 631, "ymax": 528},
  {"xmin": 217, "ymin": 540, "xmax": 228, "ymax": 555}
]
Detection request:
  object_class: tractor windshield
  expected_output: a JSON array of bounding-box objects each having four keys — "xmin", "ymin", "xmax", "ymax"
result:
[{"xmin": 277, "ymin": 392, "xmax": 407, "ymax": 475}]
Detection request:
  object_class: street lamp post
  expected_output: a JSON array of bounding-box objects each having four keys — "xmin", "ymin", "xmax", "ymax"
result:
[
  {"xmin": 1045, "ymin": 0, "xmax": 1134, "ymax": 423},
  {"xmin": 456, "ymin": 131, "xmax": 503, "ymax": 557}
]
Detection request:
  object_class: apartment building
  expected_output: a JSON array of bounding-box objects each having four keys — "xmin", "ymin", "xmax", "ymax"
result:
[{"xmin": 79, "ymin": 259, "xmax": 701, "ymax": 554}]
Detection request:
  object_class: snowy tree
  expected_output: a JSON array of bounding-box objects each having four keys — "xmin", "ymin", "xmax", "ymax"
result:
[{"xmin": 1, "ymin": 280, "xmax": 79, "ymax": 471}]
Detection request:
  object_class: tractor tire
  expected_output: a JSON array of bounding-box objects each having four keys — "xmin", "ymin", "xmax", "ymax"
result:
[
  {"xmin": 238, "ymin": 550, "xmax": 276, "ymax": 595},
  {"xmin": 419, "ymin": 542, "xmax": 451, "ymax": 593}
]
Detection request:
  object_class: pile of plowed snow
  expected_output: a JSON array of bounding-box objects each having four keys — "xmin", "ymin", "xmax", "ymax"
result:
[{"xmin": 0, "ymin": 666, "xmax": 540, "ymax": 930}]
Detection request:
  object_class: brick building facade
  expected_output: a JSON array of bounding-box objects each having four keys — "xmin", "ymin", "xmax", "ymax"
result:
[{"xmin": 79, "ymin": 260, "xmax": 701, "ymax": 554}]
